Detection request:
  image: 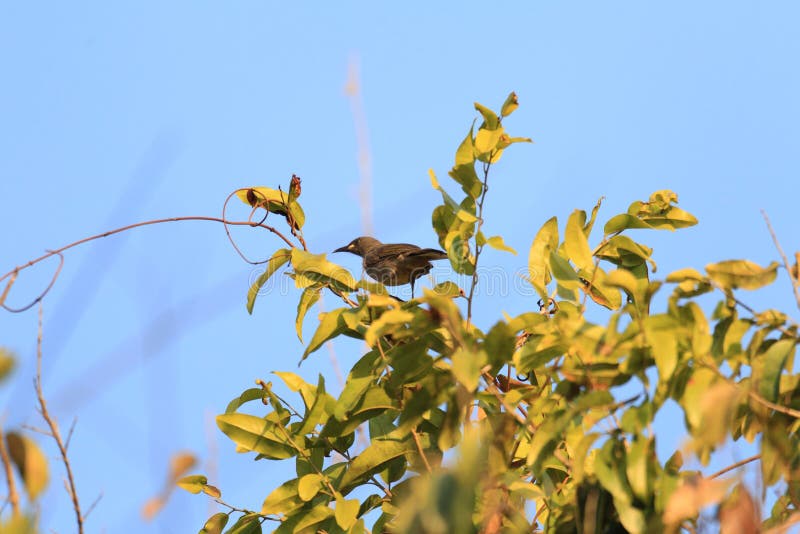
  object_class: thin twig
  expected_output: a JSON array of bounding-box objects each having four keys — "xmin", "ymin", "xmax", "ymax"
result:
[
  {"xmin": 748, "ymin": 391, "xmax": 800, "ymax": 418},
  {"xmin": 411, "ymin": 427, "xmax": 432, "ymax": 473},
  {"xmin": 707, "ymin": 454, "xmax": 761, "ymax": 479},
  {"xmin": 0, "ymin": 424, "xmax": 21, "ymax": 517},
  {"xmin": 1, "ymin": 215, "xmax": 297, "ymax": 313},
  {"xmin": 466, "ymin": 158, "xmax": 493, "ymax": 326},
  {"xmin": 761, "ymin": 210, "xmax": 800, "ymax": 311},
  {"xmin": 83, "ymin": 492, "xmax": 103, "ymax": 521},
  {"xmin": 64, "ymin": 418, "xmax": 77, "ymax": 452},
  {"xmin": 35, "ymin": 304, "xmax": 84, "ymax": 533},
  {"xmin": 2, "ymin": 251, "xmax": 64, "ymax": 313}
]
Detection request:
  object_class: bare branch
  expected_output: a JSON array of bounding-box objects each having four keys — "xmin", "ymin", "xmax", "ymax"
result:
[
  {"xmin": 0, "ymin": 424, "xmax": 21, "ymax": 517},
  {"xmin": 707, "ymin": 454, "xmax": 761, "ymax": 480},
  {"xmin": 1, "ymin": 212, "xmax": 298, "ymax": 313},
  {"xmin": 761, "ymin": 209, "xmax": 800, "ymax": 311},
  {"xmin": 35, "ymin": 304, "xmax": 85, "ymax": 533}
]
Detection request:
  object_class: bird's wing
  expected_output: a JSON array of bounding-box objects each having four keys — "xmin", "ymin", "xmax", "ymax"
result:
[
  {"xmin": 375, "ymin": 243, "xmax": 422, "ymax": 259},
  {"xmin": 408, "ymin": 248, "xmax": 448, "ymax": 260}
]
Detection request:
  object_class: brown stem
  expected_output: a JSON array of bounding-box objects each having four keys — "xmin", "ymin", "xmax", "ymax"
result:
[
  {"xmin": 1, "ymin": 215, "xmax": 296, "ymax": 313},
  {"xmin": 761, "ymin": 209, "xmax": 800, "ymax": 311},
  {"xmin": 707, "ymin": 454, "xmax": 760, "ymax": 479},
  {"xmin": 35, "ymin": 304, "xmax": 84, "ymax": 533},
  {"xmin": 748, "ymin": 391, "xmax": 800, "ymax": 418},
  {"xmin": 0, "ymin": 424, "xmax": 21, "ymax": 517},
  {"xmin": 411, "ymin": 427, "xmax": 432, "ymax": 474}
]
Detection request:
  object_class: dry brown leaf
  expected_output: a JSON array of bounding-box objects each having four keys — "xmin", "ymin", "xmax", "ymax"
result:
[{"xmin": 664, "ymin": 476, "xmax": 731, "ymax": 525}]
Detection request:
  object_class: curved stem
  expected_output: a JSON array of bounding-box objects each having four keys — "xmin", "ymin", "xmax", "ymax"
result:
[{"xmin": 466, "ymin": 158, "xmax": 493, "ymax": 326}]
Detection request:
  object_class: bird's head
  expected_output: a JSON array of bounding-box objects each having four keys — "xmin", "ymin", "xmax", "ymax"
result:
[{"xmin": 334, "ymin": 236, "xmax": 381, "ymax": 257}]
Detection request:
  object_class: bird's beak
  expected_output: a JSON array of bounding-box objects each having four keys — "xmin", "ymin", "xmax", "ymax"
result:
[{"xmin": 334, "ymin": 244, "xmax": 350, "ymax": 253}]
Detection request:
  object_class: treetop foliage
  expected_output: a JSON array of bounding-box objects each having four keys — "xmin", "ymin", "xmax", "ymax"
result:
[{"xmin": 2, "ymin": 93, "xmax": 798, "ymax": 533}]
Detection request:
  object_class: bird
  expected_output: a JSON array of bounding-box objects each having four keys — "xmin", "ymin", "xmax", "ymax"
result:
[{"xmin": 334, "ymin": 236, "xmax": 448, "ymax": 297}]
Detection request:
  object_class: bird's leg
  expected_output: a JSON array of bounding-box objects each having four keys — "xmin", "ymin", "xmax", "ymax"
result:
[{"xmin": 410, "ymin": 278, "xmax": 415, "ymax": 299}]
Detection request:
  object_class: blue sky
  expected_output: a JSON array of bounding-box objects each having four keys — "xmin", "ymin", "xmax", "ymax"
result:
[{"xmin": 1, "ymin": 2, "xmax": 798, "ymax": 531}]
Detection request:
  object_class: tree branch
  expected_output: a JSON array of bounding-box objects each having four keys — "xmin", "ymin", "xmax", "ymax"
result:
[
  {"xmin": 761, "ymin": 209, "xmax": 800, "ymax": 311},
  {"xmin": 707, "ymin": 454, "xmax": 760, "ymax": 479},
  {"xmin": 35, "ymin": 304, "xmax": 84, "ymax": 533},
  {"xmin": 0, "ymin": 424, "xmax": 20, "ymax": 517}
]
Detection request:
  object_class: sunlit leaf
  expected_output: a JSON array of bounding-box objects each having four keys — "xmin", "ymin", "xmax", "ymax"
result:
[
  {"xmin": 291, "ymin": 248, "xmax": 358, "ymax": 293},
  {"xmin": 565, "ymin": 210, "xmax": 593, "ymax": 270},
  {"xmin": 340, "ymin": 439, "xmax": 413, "ymax": 491},
  {"xmin": 6, "ymin": 432, "xmax": 49, "ymax": 500},
  {"xmin": 303, "ymin": 308, "xmax": 348, "ymax": 360},
  {"xmin": 199, "ymin": 512, "xmax": 229, "ymax": 534},
  {"xmin": 528, "ymin": 217, "xmax": 558, "ymax": 298},
  {"xmin": 758, "ymin": 339, "xmax": 795, "ymax": 402},
  {"xmin": 246, "ymin": 248, "xmax": 291, "ymax": 314},
  {"xmin": 225, "ymin": 513, "xmax": 262, "ymax": 534},
  {"xmin": 335, "ymin": 496, "xmax": 361, "ymax": 530},
  {"xmin": 295, "ymin": 287, "xmax": 321, "ymax": 342},
  {"xmin": 474, "ymin": 102, "xmax": 499, "ymax": 130},
  {"xmin": 0, "ymin": 348, "xmax": 14, "ymax": 383},
  {"xmin": 500, "ymin": 92, "xmax": 519, "ymax": 117},
  {"xmin": 706, "ymin": 260, "xmax": 779, "ymax": 291},
  {"xmin": 216, "ymin": 414, "xmax": 296, "ymax": 459},
  {"xmin": 176, "ymin": 474, "xmax": 208, "ymax": 494},
  {"xmin": 297, "ymin": 473, "xmax": 323, "ymax": 501},
  {"xmin": 484, "ymin": 235, "xmax": 517, "ymax": 255},
  {"xmin": 236, "ymin": 186, "xmax": 305, "ymax": 230}
]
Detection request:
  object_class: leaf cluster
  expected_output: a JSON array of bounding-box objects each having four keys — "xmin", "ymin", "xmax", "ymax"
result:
[{"xmin": 179, "ymin": 97, "xmax": 800, "ymax": 534}]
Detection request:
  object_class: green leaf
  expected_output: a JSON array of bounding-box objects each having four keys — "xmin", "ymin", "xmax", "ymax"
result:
[
  {"xmin": 261, "ymin": 478, "xmax": 303, "ymax": 515},
  {"xmin": 295, "ymin": 288, "xmax": 321, "ymax": 342},
  {"xmin": 548, "ymin": 251, "xmax": 581, "ymax": 290},
  {"xmin": 225, "ymin": 513, "xmax": 262, "ymax": 534},
  {"xmin": 364, "ymin": 309, "xmax": 414, "ymax": 347},
  {"xmin": 474, "ymin": 126, "xmax": 505, "ymax": 156},
  {"xmin": 199, "ymin": 512, "xmax": 229, "ymax": 534},
  {"xmin": 449, "ymin": 164, "xmax": 482, "ymax": 200},
  {"xmin": 580, "ymin": 265, "xmax": 622, "ymax": 310},
  {"xmin": 287, "ymin": 505, "xmax": 333, "ymax": 533},
  {"xmin": 340, "ymin": 439, "xmax": 413, "ymax": 491},
  {"xmin": 176, "ymin": 474, "xmax": 208, "ymax": 494},
  {"xmin": 606, "ymin": 267, "xmax": 649, "ymax": 314},
  {"xmin": 429, "ymin": 170, "xmax": 459, "ymax": 210},
  {"xmin": 6, "ymin": 432, "xmax": 49, "ymax": 500},
  {"xmin": 474, "ymin": 102, "xmax": 499, "ymax": 130},
  {"xmin": 565, "ymin": 210, "xmax": 593, "ymax": 270},
  {"xmin": 303, "ymin": 308, "xmax": 347, "ymax": 360},
  {"xmin": 706, "ymin": 260, "xmax": 779, "ymax": 290},
  {"xmin": 246, "ymin": 249, "xmax": 291, "ymax": 314},
  {"xmin": 335, "ymin": 497, "xmax": 361, "ymax": 530},
  {"xmin": 528, "ymin": 217, "xmax": 558, "ymax": 297},
  {"xmin": 500, "ymin": 91, "xmax": 519, "ymax": 117},
  {"xmin": 291, "ymin": 248, "xmax": 358, "ymax": 292},
  {"xmin": 666, "ymin": 267, "xmax": 705, "ymax": 283},
  {"xmin": 297, "ymin": 473, "xmax": 323, "ymax": 501},
  {"xmin": 603, "ymin": 213, "xmax": 654, "ymax": 234},
  {"xmin": 216, "ymin": 414, "xmax": 296, "ymax": 459},
  {"xmin": 225, "ymin": 388, "xmax": 268, "ymax": 414},
  {"xmin": 629, "ymin": 190, "xmax": 698, "ymax": 230},
  {"xmin": 595, "ymin": 235, "xmax": 653, "ymax": 268},
  {"xmin": 451, "ymin": 348, "xmax": 487, "ymax": 393},
  {"xmin": 645, "ymin": 316, "xmax": 679, "ymax": 380},
  {"xmin": 758, "ymin": 339, "xmax": 795, "ymax": 402}
]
